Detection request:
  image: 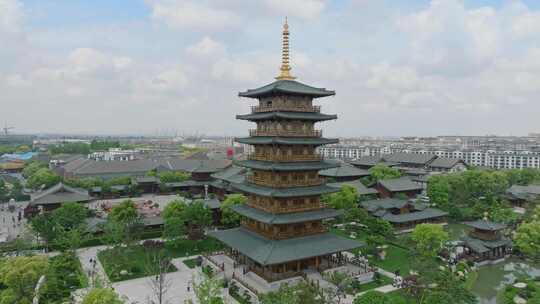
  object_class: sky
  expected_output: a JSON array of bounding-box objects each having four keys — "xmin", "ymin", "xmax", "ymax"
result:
[{"xmin": 1, "ymin": 0, "xmax": 540, "ymax": 137}]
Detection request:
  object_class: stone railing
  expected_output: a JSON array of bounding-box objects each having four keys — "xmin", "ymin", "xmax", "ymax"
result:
[{"xmin": 251, "ymin": 105, "xmax": 320, "ymax": 113}]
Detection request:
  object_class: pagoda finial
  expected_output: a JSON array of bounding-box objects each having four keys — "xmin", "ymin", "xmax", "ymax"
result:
[{"xmin": 276, "ymin": 17, "xmax": 296, "ymax": 80}]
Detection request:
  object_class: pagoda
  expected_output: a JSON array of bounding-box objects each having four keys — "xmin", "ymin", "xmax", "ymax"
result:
[{"xmin": 209, "ymin": 19, "xmax": 362, "ymax": 288}]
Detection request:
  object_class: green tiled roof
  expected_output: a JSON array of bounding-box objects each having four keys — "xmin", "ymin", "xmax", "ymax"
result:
[
  {"xmin": 211, "ymin": 166, "xmax": 246, "ymax": 183},
  {"xmin": 239, "ymin": 80, "xmax": 335, "ymax": 99},
  {"xmin": 378, "ymin": 177, "xmax": 423, "ymax": 192},
  {"xmin": 319, "ymin": 164, "xmax": 370, "ymax": 178},
  {"xmin": 236, "ymin": 136, "xmax": 338, "ymax": 146},
  {"xmin": 164, "ymin": 180, "xmax": 209, "ymax": 187},
  {"xmin": 381, "ymin": 208, "xmax": 448, "ymax": 223},
  {"xmin": 30, "ymin": 183, "xmax": 91, "ymax": 206},
  {"xmin": 383, "ymin": 153, "xmax": 437, "ymax": 165},
  {"xmin": 360, "ymin": 198, "xmax": 409, "ymax": 212},
  {"xmin": 232, "ymin": 181, "xmax": 339, "ymax": 198},
  {"xmin": 232, "ymin": 204, "xmax": 342, "ymax": 224},
  {"xmin": 237, "ymin": 112, "xmax": 337, "ymax": 122},
  {"xmin": 464, "ymin": 219, "xmax": 507, "ymax": 231},
  {"xmin": 462, "ymin": 236, "xmax": 512, "ymax": 253},
  {"xmin": 327, "ymin": 180, "xmax": 379, "ymax": 196},
  {"xmin": 208, "ymin": 227, "xmax": 362, "ymax": 265},
  {"xmin": 236, "ymin": 160, "xmax": 338, "ymax": 171}
]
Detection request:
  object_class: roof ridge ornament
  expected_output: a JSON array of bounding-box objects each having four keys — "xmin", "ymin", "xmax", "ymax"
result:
[{"xmin": 276, "ymin": 17, "xmax": 296, "ymax": 81}]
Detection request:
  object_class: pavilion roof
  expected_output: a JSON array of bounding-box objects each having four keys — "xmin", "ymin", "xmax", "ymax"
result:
[
  {"xmin": 381, "ymin": 208, "xmax": 448, "ymax": 223},
  {"xmin": 237, "ymin": 112, "xmax": 337, "ymax": 122},
  {"xmin": 378, "ymin": 177, "xmax": 423, "ymax": 192},
  {"xmin": 463, "ymin": 219, "xmax": 507, "ymax": 231},
  {"xmin": 319, "ymin": 163, "xmax": 370, "ymax": 178},
  {"xmin": 236, "ymin": 136, "xmax": 338, "ymax": 146},
  {"xmin": 239, "ymin": 80, "xmax": 335, "ymax": 99},
  {"xmin": 232, "ymin": 204, "xmax": 342, "ymax": 224},
  {"xmin": 208, "ymin": 227, "xmax": 362, "ymax": 265},
  {"xmin": 236, "ymin": 160, "xmax": 338, "ymax": 171},
  {"xmin": 327, "ymin": 180, "xmax": 379, "ymax": 196},
  {"xmin": 30, "ymin": 183, "xmax": 91, "ymax": 206},
  {"xmin": 232, "ymin": 181, "xmax": 338, "ymax": 198}
]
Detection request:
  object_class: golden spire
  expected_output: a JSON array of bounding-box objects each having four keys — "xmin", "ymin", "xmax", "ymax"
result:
[{"xmin": 276, "ymin": 17, "xmax": 296, "ymax": 80}]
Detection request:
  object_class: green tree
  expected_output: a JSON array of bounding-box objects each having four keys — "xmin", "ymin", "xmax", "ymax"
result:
[
  {"xmin": 22, "ymin": 161, "xmax": 45, "ymax": 178},
  {"xmin": 367, "ymin": 217, "xmax": 394, "ymax": 237},
  {"xmin": 26, "ymin": 168, "xmax": 61, "ymax": 190},
  {"xmin": 411, "ymin": 224, "xmax": 449, "ymax": 258},
  {"xmin": 420, "ymin": 270, "xmax": 477, "ymax": 304},
  {"xmin": 0, "ymin": 179, "xmax": 7, "ymax": 202},
  {"xmin": 261, "ymin": 281, "xmax": 324, "ymax": 304},
  {"xmin": 163, "ymin": 199, "xmax": 187, "ymax": 218},
  {"xmin": 183, "ymin": 200, "xmax": 212, "ymax": 240},
  {"xmin": 324, "ymin": 185, "xmax": 358, "ymax": 210},
  {"xmin": 109, "ymin": 200, "xmax": 138, "ymax": 224},
  {"xmin": 52, "ymin": 201, "xmax": 89, "ymax": 230},
  {"xmin": 0, "ymin": 256, "xmax": 49, "ymax": 304},
  {"xmin": 369, "ymin": 164, "xmax": 401, "ymax": 182},
  {"xmin": 163, "ymin": 199, "xmax": 188, "ymax": 243},
  {"xmin": 29, "ymin": 213, "xmax": 58, "ymax": 250},
  {"xmin": 158, "ymin": 171, "xmax": 190, "ymax": 183},
  {"xmin": 220, "ymin": 194, "xmax": 247, "ymax": 227},
  {"xmin": 192, "ymin": 273, "xmax": 224, "ymax": 304},
  {"xmin": 427, "ymin": 175, "xmax": 450, "ymax": 208},
  {"xmin": 514, "ymin": 219, "xmax": 540, "ymax": 260},
  {"xmin": 344, "ymin": 206, "xmax": 369, "ymax": 224},
  {"xmin": 82, "ymin": 288, "xmax": 124, "ymax": 304}
]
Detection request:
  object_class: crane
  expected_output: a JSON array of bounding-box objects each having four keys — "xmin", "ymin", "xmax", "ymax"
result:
[{"xmin": 2, "ymin": 123, "xmax": 14, "ymax": 136}]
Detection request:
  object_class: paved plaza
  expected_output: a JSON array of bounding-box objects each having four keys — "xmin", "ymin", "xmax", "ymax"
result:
[{"xmin": 0, "ymin": 201, "xmax": 28, "ymax": 242}]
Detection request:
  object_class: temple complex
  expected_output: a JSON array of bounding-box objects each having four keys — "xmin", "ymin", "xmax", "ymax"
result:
[{"xmin": 208, "ymin": 20, "xmax": 363, "ymax": 294}]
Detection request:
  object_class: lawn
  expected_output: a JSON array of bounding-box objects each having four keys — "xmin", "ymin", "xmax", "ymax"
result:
[
  {"xmin": 330, "ymin": 226, "xmax": 413, "ymax": 276},
  {"xmin": 98, "ymin": 237, "xmax": 222, "ymax": 282},
  {"xmin": 369, "ymin": 245, "xmax": 412, "ymax": 277},
  {"xmin": 165, "ymin": 237, "xmax": 223, "ymax": 257},
  {"xmin": 386, "ymin": 290, "xmax": 417, "ymax": 304},
  {"xmin": 182, "ymin": 258, "xmax": 199, "ymax": 269},
  {"xmin": 353, "ymin": 275, "xmax": 393, "ymax": 293},
  {"xmin": 98, "ymin": 246, "xmax": 178, "ymax": 282}
]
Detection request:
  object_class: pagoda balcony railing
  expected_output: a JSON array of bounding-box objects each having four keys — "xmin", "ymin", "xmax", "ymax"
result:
[
  {"xmin": 246, "ymin": 175, "xmax": 325, "ymax": 188},
  {"xmin": 242, "ymin": 222, "xmax": 327, "ymax": 240},
  {"xmin": 249, "ymin": 129, "xmax": 322, "ymax": 137},
  {"xmin": 247, "ymin": 153, "xmax": 323, "ymax": 162},
  {"xmin": 247, "ymin": 202, "xmax": 325, "ymax": 214},
  {"xmin": 251, "ymin": 105, "xmax": 321, "ymax": 113}
]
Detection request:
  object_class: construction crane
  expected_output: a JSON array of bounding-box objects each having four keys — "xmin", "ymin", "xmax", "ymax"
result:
[{"xmin": 2, "ymin": 123, "xmax": 14, "ymax": 136}]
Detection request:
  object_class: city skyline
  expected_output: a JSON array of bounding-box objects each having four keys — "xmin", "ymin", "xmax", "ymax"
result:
[{"xmin": 2, "ymin": 0, "xmax": 540, "ymax": 136}]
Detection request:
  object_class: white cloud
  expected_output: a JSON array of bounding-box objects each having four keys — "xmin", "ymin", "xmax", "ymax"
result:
[
  {"xmin": 145, "ymin": 0, "xmax": 239, "ymax": 30},
  {"xmin": 264, "ymin": 0, "xmax": 326, "ymax": 20},
  {"xmin": 186, "ymin": 36, "xmax": 224, "ymax": 56},
  {"xmin": 0, "ymin": 0, "xmax": 23, "ymax": 33}
]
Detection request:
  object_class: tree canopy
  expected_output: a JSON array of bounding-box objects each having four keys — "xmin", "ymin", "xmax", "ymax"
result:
[
  {"xmin": 109, "ymin": 200, "xmax": 139, "ymax": 224},
  {"xmin": 82, "ymin": 288, "xmax": 124, "ymax": 304},
  {"xmin": 411, "ymin": 224, "xmax": 449, "ymax": 258},
  {"xmin": 0, "ymin": 256, "xmax": 49, "ymax": 304},
  {"xmin": 220, "ymin": 194, "xmax": 247, "ymax": 227},
  {"xmin": 26, "ymin": 168, "xmax": 62, "ymax": 190},
  {"xmin": 369, "ymin": 164, "xmax": 401, "ymax": 182},
  {"xmin": 324, "ymin": 185, "xmax": 358, "ymax": 210},
  {"xmin": 514, "ymin": 218, "xmax": 540, "ymax": 260}
]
